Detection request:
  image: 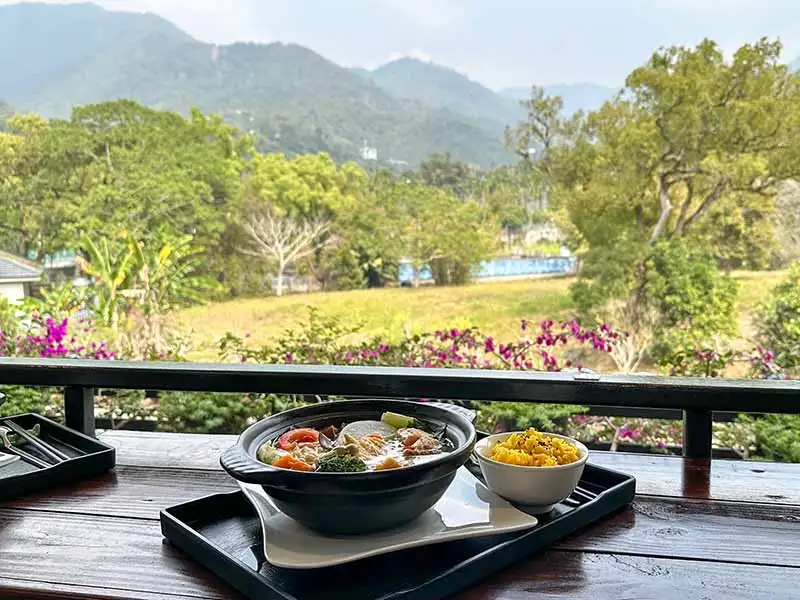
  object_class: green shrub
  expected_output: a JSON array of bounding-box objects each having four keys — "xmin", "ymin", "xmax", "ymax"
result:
[
  {"xmin": 752, "ymin": 414, "xmax": 800, "ymax": 463},
  {"xmin": 0, "ymin": 385, "xmax": 63, "ymax": 420},
  {"xmin": 0, "ymin": 298, "xmax": 19, "ymax": 335},
  {"xmin": 157, "ymin": 391, "xmax": 309, "ymax": 434},
  {"xmin": 756, "ymin": 264, "xmax": 800, "ymax": 374},
  {"xmin": 474, "ymin": 402, "xmax": 584, "ymax": 433},
  {"xmin": 644, "ymin": 240, "xmax": 739, "ymax": 368}
]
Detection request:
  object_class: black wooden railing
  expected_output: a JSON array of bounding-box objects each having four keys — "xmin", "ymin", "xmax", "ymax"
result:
[{"xmin": 1, "ymin": 357, "xmax": 799, "ymax": 459}]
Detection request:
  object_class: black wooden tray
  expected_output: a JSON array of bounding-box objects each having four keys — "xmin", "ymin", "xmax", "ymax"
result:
[
  {"xmin": 0, "ymin": 412, "xmax": 116, "ymax": 500},
  {"xmin": 161, "ymin": 461, "xmax": 636, "ymax": 600}
]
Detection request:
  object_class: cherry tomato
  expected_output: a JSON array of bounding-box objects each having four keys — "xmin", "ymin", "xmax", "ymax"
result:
[{"xmin": 277, "ymin": 428, "xmax": 320, "ymax": 450}]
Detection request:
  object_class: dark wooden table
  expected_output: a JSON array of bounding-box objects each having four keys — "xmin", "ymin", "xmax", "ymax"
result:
[{"xmin": 0, "ymin": 431, "xmax": 798, "ymax": 599}]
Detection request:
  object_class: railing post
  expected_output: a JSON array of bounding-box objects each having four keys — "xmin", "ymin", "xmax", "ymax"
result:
[
  {"xmin": 64, "ymin": 386, "xmax": 95, "ymax": 437},
  {"xmin": 682, "ymin": 409, "xmax": 712, "ymax": 459}
]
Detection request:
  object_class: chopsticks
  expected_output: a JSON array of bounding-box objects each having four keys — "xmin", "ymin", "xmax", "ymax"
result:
[
  {"xmin": 0, "ymin": 431, "xmax": 52, "ymax": 469},
  {"xmin": 0, "ymin": 419, "xmax": 70, "ymax": 468}
]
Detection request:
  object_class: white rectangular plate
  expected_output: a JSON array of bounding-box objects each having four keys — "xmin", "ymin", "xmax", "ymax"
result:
[{"xmin": 239, "ymin": 466, "xmax": 538, "ymax": 569}]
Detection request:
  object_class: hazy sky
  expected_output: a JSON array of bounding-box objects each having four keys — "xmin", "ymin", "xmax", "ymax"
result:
[{"xmin": 7, "ymin": 0, "xmax": 800, "ymax": 89}]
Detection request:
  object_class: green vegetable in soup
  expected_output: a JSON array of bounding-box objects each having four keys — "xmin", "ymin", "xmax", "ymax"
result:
[
  {"xmin": 381, "ymin": 411, "xmax": 442, "ymax": 435},
  {"xmin": 257, "ymin": 443, "xmax": 288, "ymax": 466},
  {"xmin": 381, "ymin": 411, "xmax": 416, "ymax": 429},
  {"xmin": 316, "ymin": 455, "xmax": 368, "ymax": 473}
]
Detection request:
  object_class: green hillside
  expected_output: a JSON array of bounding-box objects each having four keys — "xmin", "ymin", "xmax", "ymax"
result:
[
  {"xmin": 367, "ymin": 58, "xmax": 522, "ymax": 132},
  {"xmin": 0, "ymin": 3, "xmax": 511, "ymax": 166}
]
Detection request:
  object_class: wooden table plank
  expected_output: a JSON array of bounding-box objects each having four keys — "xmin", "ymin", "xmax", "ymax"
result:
[
  {"xmin": 3, "ymin": 466, "xmax": 237, "ymax": 520},
  {"xmin": 0, "ymin": 430, "xmax": 788, "ymax": 600},
  {"xmin": 0, "ymin": 576, "xmax": 197, "ymax": 600},
  {"xmin": 100, "ymin": 431, "xmax": 236, "ymax": 471},
  {"xmin": 555, "ymin": 496, "xmax": 800, "ymax": 567},
  {"xmin": 5, "ymin": 472, "xmax": 799, "ymax": 568},
  {"xmin": 0, "ymin": 502, "xmax": 797, "ymax": 600},
  {"xmin": 0, "ymin": 509, "xmax": 234, "ymax": 600},
  {"xmin": 590, "ymin": 452, "xmax": 800, "ymax": 506},
  {"xmin": 100, "ymin": 430, "xmax": 800, "ymax": 505},
  {"xmin": 454, "ymin": 551, "xmax": 800, "ymax": 600}
]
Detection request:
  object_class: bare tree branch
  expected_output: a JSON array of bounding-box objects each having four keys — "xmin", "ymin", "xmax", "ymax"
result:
[
  {"xmin": 240, "ymin": 206, "xmax": 330, "ymax": 296},
  {"xmin": 682, "ymin": 177, "xmax": 729, "ymax": 232}
]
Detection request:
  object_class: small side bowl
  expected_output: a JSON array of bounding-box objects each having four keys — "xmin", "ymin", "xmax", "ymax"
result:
[{"xmin": 473, "ymin": 431, "xmax": 589, "ymax": 514}]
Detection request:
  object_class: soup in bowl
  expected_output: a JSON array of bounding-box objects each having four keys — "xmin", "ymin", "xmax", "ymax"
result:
[{"xmin": 220, "ymin": 399, "xmax": 476, "ymax": 535}]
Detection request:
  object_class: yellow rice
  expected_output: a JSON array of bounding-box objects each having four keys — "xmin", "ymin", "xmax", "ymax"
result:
[{"xmin": 489, "ymin": 428, "xmax": 581, "ymax": 467}]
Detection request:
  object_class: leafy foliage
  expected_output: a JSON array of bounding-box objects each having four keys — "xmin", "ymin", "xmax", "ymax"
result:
[
  {"xmin": 510, "ymin": 40, "xmax": 800, "ymax": 319},
  {"xmin": 757, "ymin": 264, "xmax": 800, "ymax": 373},
  {"xmin": 157, "ymin": 391, "xmax": 306, "ymax": 434},
  {"xmin": 219, "ymin": 307, "xmax": 624, "ymax": 432},
  {"xmin": 751, "ymin": 415, "xmax": 800, "ymax": 463},
  {"xmin": 642, "ymin": 240, "xmax": 740, "ymax": 367}
]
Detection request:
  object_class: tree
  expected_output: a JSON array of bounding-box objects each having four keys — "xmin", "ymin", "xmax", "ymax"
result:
[
  {"xmin": 0, "ymin": 101, "xmax": 252, "ymax": 295},
  {"xmin": 419, "ymin": 153, "xmax": 475, "ymax": 198},
  {"xmin": 397, "ymin": 182, "xmax": 498, "ymax": 286},
  {"xmin": 242, "ymin": 152, "xmax": 364, "ymax": 295},
  {"xmin": 511, "ymin": 39, "xmax": 800, "ymax": 320},
  {"xmin": 642, "ymin": 239, "xmax": 740, "ymax": 367},
  {"xmin": 319, "ymin": 169, "xmax": 406, "ymax": 289},
  {"xmin": 241, "ymin": 207, "xmax": 330, "ymax": 296}
]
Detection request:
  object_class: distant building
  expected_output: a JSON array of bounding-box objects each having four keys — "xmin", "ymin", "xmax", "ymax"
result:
[
  {"xmin": 0, "ymin": 251, "xmax": 43, "ymax": 303},
  {"xmin": 26, "ymin": 250, "xmax": 91, "ymax": 287},
  {"xmin": 360, "ymin": 141, "xmax": 378, "ymax": 161}
]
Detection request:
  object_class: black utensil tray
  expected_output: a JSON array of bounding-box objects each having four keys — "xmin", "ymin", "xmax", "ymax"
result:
[
  {"xmin": 0, "ymin": 413, "xmax": 116, "ymax": 500},
  {"xmin": 161, "ymin": 462, "xmax": 636, "ymax": 600}
]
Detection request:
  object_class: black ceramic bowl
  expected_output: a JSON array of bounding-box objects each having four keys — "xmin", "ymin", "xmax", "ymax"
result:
[{"xmin": 220, "ymin": 399, "xmax": 477, "ymax": 535}]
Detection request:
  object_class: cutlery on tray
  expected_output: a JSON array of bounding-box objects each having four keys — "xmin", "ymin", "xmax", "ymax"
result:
[
  {"xmin": 2, "ymin": 420, "xmax": 70, "ymax": 463},
  {"xmin": 0, "ymin": 425, "xmax": 57, "ymax": 469}
]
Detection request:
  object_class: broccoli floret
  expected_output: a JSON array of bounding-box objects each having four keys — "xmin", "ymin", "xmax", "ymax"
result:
[{"xmin": 316, "ymin": 455, "xmax": 367, "ymax": 473}]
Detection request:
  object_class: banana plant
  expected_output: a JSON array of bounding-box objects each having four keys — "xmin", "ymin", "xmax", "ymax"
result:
[
  {"xmin": 131, "ymin": 234, "xmax": 217, "ymax": 314},
  {"xmin": 76, "ymin": 234, "xmax": 138, "ymax": 329}
]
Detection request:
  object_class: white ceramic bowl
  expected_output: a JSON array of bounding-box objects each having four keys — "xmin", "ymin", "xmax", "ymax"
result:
[{"xmin": 473, "ymin": 431, "xmax": 589, "ymax": 514}]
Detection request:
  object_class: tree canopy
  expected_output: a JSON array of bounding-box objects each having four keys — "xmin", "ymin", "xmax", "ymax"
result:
[{"xmin": 508, "ymin": 38, "xmax": 800, "ymax": 312}]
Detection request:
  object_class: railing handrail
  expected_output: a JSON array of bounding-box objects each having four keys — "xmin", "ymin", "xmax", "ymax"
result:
[{"xmin": 1, "ymin": 357, "xmax": 798, "ymax": 414}]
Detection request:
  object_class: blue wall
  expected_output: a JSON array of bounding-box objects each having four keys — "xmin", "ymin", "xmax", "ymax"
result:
[{"xmin": 398, "ymin": 257, "xmax": 577, "ymax": 283}]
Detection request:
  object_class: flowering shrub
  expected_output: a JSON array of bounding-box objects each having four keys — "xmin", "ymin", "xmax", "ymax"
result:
[
  {"xmin": 756, "ymin": 263, "xmax": 800, "ymax": 375},
  {"xmin": 666, "ymin": 344, "xmax": 788, "ymax": 379},
  {"xmin": 0, "ymin": 313, "xmax": 116, "ymax": 419},
  {"xmin": 563, "ymin": 415, "xmax": 757, "ymax": 459},
  {"xmin": 219, "ymin": 308, "xmax": 622, "ymax": 431},
  {"xmin": 220, "ymin": 309, "xmax": 620, "ymax": 371},
  {"xmin": 0, "ymin": 314, "xmax": 115, "ymax": 360}
]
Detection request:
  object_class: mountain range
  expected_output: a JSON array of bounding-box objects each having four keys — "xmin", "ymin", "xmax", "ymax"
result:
[{"xmin": 0, "ymin": 2, "xmax": 617, "ymax": 166}]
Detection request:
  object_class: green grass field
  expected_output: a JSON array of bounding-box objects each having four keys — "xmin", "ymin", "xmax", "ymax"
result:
[{"xmin": 176, "ymin": 271, "xmax": 787, "ymax": 361}]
